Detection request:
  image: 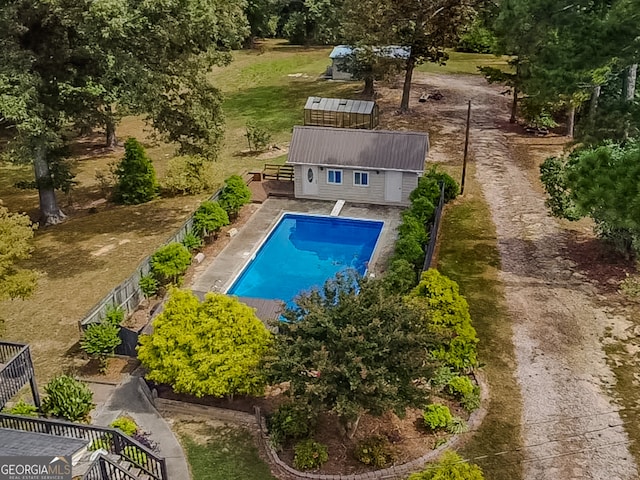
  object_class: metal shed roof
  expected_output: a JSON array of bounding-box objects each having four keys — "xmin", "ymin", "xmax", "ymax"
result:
[
  {"xmin": 287, "ymin": 126, "xmax": 428, "ymax": 172},
  {"xmin": 304, "ymin": 97, "xmax": 376, "ymax": 115},
  {"xmin": 329, "ymin": 45, "xmax": 411, "ymax": 60}
]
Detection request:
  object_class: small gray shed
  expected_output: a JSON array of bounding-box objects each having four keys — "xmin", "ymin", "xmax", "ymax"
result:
[
  {"xmin": 287, "ymin": 126, "xmax": 428, "ymax": 206},
  {"xmin": 304, "ymin": 97, "xmax": 379, "ymax": 129},
  {"xmin": 329, "ymin": 45, "xmax": 411, "ymax": 80}
]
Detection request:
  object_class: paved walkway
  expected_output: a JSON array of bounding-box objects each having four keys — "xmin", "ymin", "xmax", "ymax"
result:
[{"xmin": 90, "ymin": 374, "xmax": 191, "ymax": 480}]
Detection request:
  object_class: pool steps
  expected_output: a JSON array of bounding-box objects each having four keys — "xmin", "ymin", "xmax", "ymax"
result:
[{"xmin": 330, "ymin": 199, "xmax": 345, "ymax": 216}]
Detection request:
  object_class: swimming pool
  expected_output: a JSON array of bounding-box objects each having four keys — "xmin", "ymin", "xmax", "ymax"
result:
[{"xmin": 227, "ymin": 213, "xmax": 384, "ymax": 304}]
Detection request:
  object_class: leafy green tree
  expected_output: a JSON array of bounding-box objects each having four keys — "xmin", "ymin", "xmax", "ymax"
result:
[
  {"xmin": 409, "ymin": 269, "xmax": 478, "ymax": 371},
  {"xmin": 0, "ymin": 0, "xmax": 248, "ymax": 225},
  {"xmin": 541, "ymin": 140, "xmax": 640, "ymax": 256},
  {"xmin": 192, "ymin": 201, "xmax": 230, "ymax": 239},
  {"xmin": 150, "ymin": 243, "xmax": 192, "ymax": 286},
  {"xmin": 0, "ymin": 205, "xmax": 38, "ymax": 301},
  {"xmin": 408, "ymin": 450, "xmax": 485, "ymax": 480},
  {"xmin": 218, "ymin": 175, "xmax": 252, "ymax": 218},
  {"xmin": 114, "ymin": 138, "xmax": 158, "ymax": 205},
  {"xmin": 270, "ymin": 273, "xmax": 436, "ymax": 438},
  {"xmin": 138, "ymin": 289, "xmax": 272, "ymax": 398}
]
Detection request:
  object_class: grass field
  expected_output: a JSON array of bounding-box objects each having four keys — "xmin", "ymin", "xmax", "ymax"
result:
[
  {"xmin": 177, "ymin": 423, "xmax": 276, "ymax": 480},
  {"xmin": 0, "ymin": 40, "xmax": 506, "ymax": 384}
]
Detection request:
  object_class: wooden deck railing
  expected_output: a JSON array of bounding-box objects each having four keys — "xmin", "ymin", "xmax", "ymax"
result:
[{"xmin": 0, "ymin": 341, "xmax": 40, "ymax": 409}]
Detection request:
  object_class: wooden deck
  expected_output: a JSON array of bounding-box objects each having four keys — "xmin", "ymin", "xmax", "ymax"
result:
[{"xmin": 248, "ymin": 179, "xmax": 294, "ymax": 204}]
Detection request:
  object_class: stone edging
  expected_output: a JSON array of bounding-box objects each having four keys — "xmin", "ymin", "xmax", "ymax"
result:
[
  {"xmin": 151, "ymin": 371, "xmax": 489, "ymax": 480},
  {"xmin": 254, "ymin": 371, "xmax": 489, "ymax": 480}
]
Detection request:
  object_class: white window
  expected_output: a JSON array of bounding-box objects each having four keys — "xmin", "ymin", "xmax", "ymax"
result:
[
  {"xmin": 353, "ymin": 171, "xmax": 369, "ymax": 186},
  {"xmin": 327, "ymin": 169, "xmax": 342, "ymax": 184}
]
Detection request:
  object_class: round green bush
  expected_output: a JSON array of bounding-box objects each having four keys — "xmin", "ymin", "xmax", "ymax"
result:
[
  {"xmin": 110, "ymin": 416, "xmax": 139, "ymax": 436},
  {"xmin": 422, "ymin": 404, "xmax": 453, "ymax": 431},
  {"xmin": 293, "ymin": 439, "xmax": 329, "ymax": 470},
  {"xmin": 354, "ymin": 435, "xmax": 394, "ymax": 467},
  {"xmin": 447, "ymin": 376, "xmax": 481, "ymax": 412},
  {"xmin": 267, "ymin": 403, "xmax": 316, "ymax": 448},
  {"xmin": 150, "ymin": 242, "xmax": 192, "ymax": 285}
]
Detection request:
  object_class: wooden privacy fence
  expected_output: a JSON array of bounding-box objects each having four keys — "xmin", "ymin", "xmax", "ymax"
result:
[
  {"xmin": 422, "ymin": 183, "xmax": 446, "ymax": 271},
  {"xmin": 79, "ymin": 185, "xmax": 227, "ymax": 330}
]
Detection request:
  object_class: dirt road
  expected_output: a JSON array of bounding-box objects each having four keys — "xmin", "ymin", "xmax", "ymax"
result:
[{"xmin": 389, "ymin": 73, "xmax": 638, "ymax": 480}]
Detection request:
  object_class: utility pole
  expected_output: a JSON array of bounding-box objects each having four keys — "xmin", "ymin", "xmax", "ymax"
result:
[{"xmin": 461, "ymin": 100, "xmax": 471, "ymax": 195}]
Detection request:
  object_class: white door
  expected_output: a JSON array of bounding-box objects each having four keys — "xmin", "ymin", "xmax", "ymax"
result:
[
  {"xmin": 302, "ymin": 166, "xmax": 319, "ymax": 196},
  {"xmin": 384, "ymin": 171, "xmax": 403, "ymax": 203}
]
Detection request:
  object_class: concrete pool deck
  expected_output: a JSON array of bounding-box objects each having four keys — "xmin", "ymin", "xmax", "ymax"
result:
[{"xmin": 190, "ymin": 198, "xmax": 403, "ymax": 298}]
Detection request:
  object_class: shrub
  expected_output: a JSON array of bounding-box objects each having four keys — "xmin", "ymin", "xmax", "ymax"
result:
[
  {"xmin": 245, "ymin": 121, "xmax": 272, "ymax": 152},
  {"xmin": 422, "ymin": 404, "xmax": 453, "ymax": 431},
  {"xmin": 150, "ymin": 242, "xmax": 192, "ymax": 285},
  {"xmin": 3, "ymin": 400, "xmax": 38, "ymax": 417},
  {"xmin": 393, "ymin": 235, "xmax": 425, "ymax": 267},
  {"xmin": 398, "ymin": 211, "xmax": 429, "ymax": 245},
  {"xmin": 354, "ymin": 435, "xmax": 394, "ymax": 468},
  {"xmin": 267, "ymin": 403, "xmax": 316, "ymax": 448},
  {"xmin": 446, "ymin": 376, "xmax": 481, "ymax": 412},
  {"xmin": 293, "ymin": 439, "xmax": 329, "ymax": 470},
  {"xmin": 123, "ymin": 445, "xmax": 148, "ymax": 465},
  {"xmin": 181, "ymin": 231, "xmax": 203, "ymax": 251},
  {"xmin": 430, "ymin": 366, "xmax": 456, "ymax": 391},
  {"xmin": 80, "ymin": 322, "xmax": 122, "ymax": 371},
  {"xmin": 103, "ymin": 305, "xmax": 125, "ymax": 326},
  {"xmin": 423, "ymin": 167, "xmax": 460, "ymax": 202},
  {"xmin": 89, "ymin": 435, "xmax": 113, "ymax": 451},
  {"xmin": 446, "ymin": 416, "xmax": 468, "ymax": 434},
  {"xmin": 113, "ymin": 138, "xmax": 158, "ymax": 205},
  {"xmin": 407, "ymin": 196, "xmax": 436, "ymax": 225},
  {"xmin": 383, "ymin": 258, "xmax": 418, "ymax": 293},
  {"xmin": 139, "ymin": 274, "xmax": 159, "ymax": 299},
  {"xmin": 410, "ymin": 269, "xmax": 478, "ymax": 371},
  {"xmin": 163, "ymin": 155, "xmax": 214, "ymax": 195},
  {"xmin": 192, "ymin": 201, "xmax": 229, "ymax": 238},
  {"xmin": 408, "ymin": 450, "xmax": 485, "ymax": 480},
  {"xmin": 110, "ymin": 416, "xmax": 139, "ymax": 436},
  {"xmin": 410, "ymin": 176, "xmax": 441, "ymax": 205},
  {"xmin": 41, "ymin": 375, "xmax": 94, "ymax": 422},
  {"xmin": 218, "ymin": 175, "xmax": 251, "ymax": 217}
]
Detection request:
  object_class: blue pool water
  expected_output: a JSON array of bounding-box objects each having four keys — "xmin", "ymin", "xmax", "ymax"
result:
[{"xmin": 227, "ymin": 214, "xmax": 383, "ymax": 304}]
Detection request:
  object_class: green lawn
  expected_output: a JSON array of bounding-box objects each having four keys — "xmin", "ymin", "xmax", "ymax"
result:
[
  {"xmin": 416, "ymin": 51, "xmax": 511, "ymax": 75},
  {"xmin": 436, "ymin": 165, "xmax": 524, "ymax": 480},
  {"xmin": 179, "ymin": 424, "xmax": 277, "ymax": 480}
]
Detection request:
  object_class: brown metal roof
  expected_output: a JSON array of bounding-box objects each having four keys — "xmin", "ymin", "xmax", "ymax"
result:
[
  {"xmin": 304, "ymin": 97, "xmax": 376, "ymax": 114},
  {"xmin": 287, "ymin": 126, "xmax": 428, "ymax": 172}
]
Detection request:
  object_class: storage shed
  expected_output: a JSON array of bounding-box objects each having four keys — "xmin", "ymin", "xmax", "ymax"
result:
[
  {"xmin": 304, "ymin": 97, "xmax": 379, "ymax": 129},
  {"xmin": 329, "ymin": 45, "xmax": 411, "ymax": 80},
  {"xmin": 287, "ymin": 126, "xmax": 428, "ymax": 206}
]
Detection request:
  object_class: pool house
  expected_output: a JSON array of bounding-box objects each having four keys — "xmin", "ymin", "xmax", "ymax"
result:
[{"xmin": 287, "ymin": 126, "xmax": 428, "ymax": 206}]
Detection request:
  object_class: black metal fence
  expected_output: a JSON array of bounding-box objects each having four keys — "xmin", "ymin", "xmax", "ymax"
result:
[
  {"xmin": 422, "ymin": 184, "xmax": 446, "ymax": 271},
  {"xmin": 0, "ymin": 341, "xmax": 40, "ymax": 409},
  {"xmin": 0, "ymin": 413, "xmax": 167, "ymax": 480},
  {"xmin": 83, "ymin": 454, "xmax": 141, "ymax": 480}
]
